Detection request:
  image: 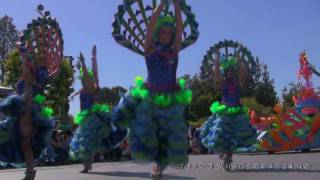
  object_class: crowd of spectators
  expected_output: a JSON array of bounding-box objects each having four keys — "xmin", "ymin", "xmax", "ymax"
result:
[
  {"xmin": 41, "ymin": 125, "xmax": 208, "ymax": 166},
  {"xmin": 188, "ymin": 126, "xmax": 213, "ymax": 155},
  {"xmin": 40, "ymin": 130, "xmax": 131, "ymax": 166}
]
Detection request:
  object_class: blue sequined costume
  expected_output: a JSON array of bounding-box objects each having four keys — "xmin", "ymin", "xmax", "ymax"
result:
[
  {"xmin": 200, "ymin": 79, "xmax": 257, "ymax": 152},
  {"xmin": 113, "ymin": 43, "xmax": 189, "ymax": 170},
  {"xmin": 0, "ymin": 67, "xmax": 55, "ymax": 167},
  {"xmin": 69, "ymin": 92, "xmax": 127, "ymax": 161}
]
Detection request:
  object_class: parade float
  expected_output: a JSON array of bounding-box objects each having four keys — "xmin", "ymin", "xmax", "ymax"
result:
[{"xmin": 251, "ymin": 51, "xmax": 320, "ymax": 152}]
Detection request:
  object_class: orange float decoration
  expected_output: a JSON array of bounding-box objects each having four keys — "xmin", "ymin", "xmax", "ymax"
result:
[{"xmin": 250, "ymin": 51, "xmax": 320, "ymax": 152}]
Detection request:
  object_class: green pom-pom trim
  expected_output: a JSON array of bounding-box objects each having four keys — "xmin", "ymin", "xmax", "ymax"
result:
[
  {"xmin": 33, "ymin": 94, "xmax": 53, "ymax": 118},
  {"xmin": 41, "ymin": 107, "xmax": 54, "ymax": 118},
  {"xmin": 209, "ymin": 101, "xmax": 248, "ymax": 115},
  {"xmin": 130, "ymin": 76, "xmax": 149, "ymax": 99},
  {"xmin": 175, "ymin": 89, "xmax": 192, "ymax": 105},
  {"xmin": 130, "ymin": 77, "xmax": 192, "ymax": 107},
  {"xmin": 91, "ymin": 104, "xmax": 110, "ymax": 113},
  {"xmin": 73, "ymin": 103, "xmax": 110, "ymax": 125},
  {"xmin": 79, "ymin": 68, "xmax": 95, "ymax": 80},
  {"xmin": 74, "ymin": 110, "xmax": 89, "ymax": 125},
  {"xmin": 134, "ymin": 76, "xmax": 145, "ymax": 88},
  {"xmin": 178, "ymin": 79, "xmax": 186, "ymax": 89},
  {"xmin": 154, "ymin": 95, "xmax": 173, "ymax": 107},
  {"xmin": 33, "ymin": 94, "xmax": 46, "ymax": 105}
]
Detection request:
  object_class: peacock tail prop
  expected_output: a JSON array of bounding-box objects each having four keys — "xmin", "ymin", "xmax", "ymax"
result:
[
  {"xmin": 210, "ymin": 101, "xmax": 248, "ymax": 115},
  {"xmin": 16, "ymin": 4, "xmax": 63, "ymax": 77},
  {"xmin": 200, "ymin": 39, "xmax": 257, "ymax": 82},
  {"xmin": 130, "ymin": 76, "xmax": 192, "ymax": 107},
  {"xmin": 112, "ymin": 0, "xmax": 199, "ymax": 56},
  {"xmin": 74, "ymin": 104, "xmax": 110, "ymax": 125},
  {"xmin": 33, "ymin": 94, "xmax": 46, "ymax": 105}
]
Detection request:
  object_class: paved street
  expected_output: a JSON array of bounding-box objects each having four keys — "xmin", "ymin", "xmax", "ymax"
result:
[{"xmin": 1, "ymin": 152, "xmax": 319, "ymax": 180}]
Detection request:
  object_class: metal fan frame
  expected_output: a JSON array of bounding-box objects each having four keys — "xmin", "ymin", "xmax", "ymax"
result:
[
  {"xmin": 112, "ymin": 0, "xmax": 199, "ymax": 56},
  {"xmin": 17, "ymin": 6, "xmax": 64, "ymax": 77},
  {"xmin": 200, "ymin": 39, "xmax": 258, "ymax": 81}
]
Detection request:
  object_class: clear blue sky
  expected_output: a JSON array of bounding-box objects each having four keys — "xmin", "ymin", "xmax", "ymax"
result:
[{"xmin": 1, "ymin": 0, "xmax": 320, "ymax": 115}]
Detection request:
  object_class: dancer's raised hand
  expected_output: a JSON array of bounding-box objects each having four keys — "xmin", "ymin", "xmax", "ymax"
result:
[
  {"xmin": 214, "ymin": 51, "xmax": 222, "ymax": 88},
  {"xmin": 79, "ymin": 53, "xmax": 96, "ymax": 94},
  {"xmin": 236, "ymin": 51, "xmax": 246, "ymax": 87}
]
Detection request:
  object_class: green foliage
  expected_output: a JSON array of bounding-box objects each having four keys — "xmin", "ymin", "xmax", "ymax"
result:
[
  {"xmin": 0, "ymin": 15, "xmax": 19, "ymax": 83},
  {"xmin": 241, "ymin": 97, "xmax": 273, "ymax": 117},
  {"xmin": 281, "ymin": 82, "xmax": 303, "ymax": 110},
  {"xmin": 45, "ymin": 57, "xmax": 75, "ymax": 127},
  {"xmin": 183, "ymin": 74, "xmax": 220, "ymax": 122},
  {"xmin": 253, "ymin": 62, "xmax": 278, "ymax": 107},
  {"xmin": 2, "ymin": 48, "xmax": 22, "ymax": 87},
  {"xmin": 96, "ymin": 86, "xmax": 127, "ymax": 106}
]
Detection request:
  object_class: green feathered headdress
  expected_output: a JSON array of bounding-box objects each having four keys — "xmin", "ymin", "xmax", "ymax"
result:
[
  {"xmin": 220, "ymin": 56, "xmax": 237, "ymax": 71},
  {"xmin": 153, "ymin": 15, "xmax": 176, "ymax": 43}
]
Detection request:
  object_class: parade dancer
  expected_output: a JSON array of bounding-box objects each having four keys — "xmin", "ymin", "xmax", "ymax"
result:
[
  {"xmin": 112, "ymin": 0, "xmax": 199, "ymax": 179},
  {"xmin": 69, "ymin": 46, "xmax": 127, "ymax": 173},
  {"xmin": 0, "ymin": 5, "xmax": 62, "ymax": 180},
  {"xmin": 200, "ymin": 52, "xmax": 257, "ymax": 171}
]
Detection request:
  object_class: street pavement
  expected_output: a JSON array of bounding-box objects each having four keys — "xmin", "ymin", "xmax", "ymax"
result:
[{"xmin": 0, "ymin": 152, "xmax": 319, "ymax": 180}]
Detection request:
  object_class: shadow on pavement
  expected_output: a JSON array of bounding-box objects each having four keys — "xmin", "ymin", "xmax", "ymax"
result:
[{"xmin": 88, "ymin": 171, "xmax": 196, "ymax": 179}]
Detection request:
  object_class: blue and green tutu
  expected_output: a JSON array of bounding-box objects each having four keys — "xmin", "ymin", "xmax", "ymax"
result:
[
  {"xmin": 69, "ymin": 104, "xmax": 127, "ymax": 161},
  {"xmin": 200, "ymin": 102, "xmax": 257, "ymax": 152},
  {"xmin": 0, "ymin": 94, "xmax": 55, "ymax": 168},
  {"xmin": 112, "ymin": 77, "xmax": 191, "ymax": 170}
]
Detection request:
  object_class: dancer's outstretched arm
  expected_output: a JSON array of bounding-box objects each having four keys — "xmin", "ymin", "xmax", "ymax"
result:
[
  {"xmin": 20, "ymin": 61, "xmax": 35, "ymax": 173},
  {"xmin": 236, "ymin": 52, "xmax": 246, "ymax": 87},
  {"xmin": 173, "ymin": 1, "xmax": 183, "ymax": 52},
  {"xmin": 144, "ymin": 1, "xmax": 165, "ymax": 52},
  {"xmin": 214, "ymin": 51, "xmax": 223, "ymax": 89},
  {"xmin": 79, "ymin": 53, "xmax": 95, "ymax": 94},
  {"xmin": 91, "ymin": 45, "xmax": 99, "ymax": 89}
]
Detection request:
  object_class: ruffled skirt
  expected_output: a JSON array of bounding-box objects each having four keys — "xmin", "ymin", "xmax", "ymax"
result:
[
  {"xmin": 69, "ymin": 111, "xmax": 127, "ymax": 161},
  {"xmin": 0, "ymin": 95, "xmax": 55, "ymax": 167},
  {"xmin": 201, "ymin": 112, "xmax": 257, "ymax": 153},
  {"xmin": 113, "ymin": 93, "xmax": 188, "ymax": 169}
]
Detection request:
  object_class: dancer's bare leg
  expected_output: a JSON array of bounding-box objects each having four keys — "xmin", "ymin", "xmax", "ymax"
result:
[
  {"xmin": 80, "ymin": 159, "xmax": 92, "ymax": 173},
  {"xmin": 151, "ymin": 162, "xmax": 163, "ymax": 180},
  {"xmin": 223, "ymin": 151, "xmax": 233, "ymax": 172},
  {"xmin": 21, "ymin": 70, "xmax": 36, "ymax": 180},
  {"xmin": 21, "ymin": 112, "xmax": 36, "ymax": 180}
]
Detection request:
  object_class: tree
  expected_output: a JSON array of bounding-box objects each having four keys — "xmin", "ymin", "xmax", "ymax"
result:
[
  {"xmin": 96, "ymin": 86, "xmax": 127, "ymax": 106},
  {"xmin": 241, "ymin": 97, "xmax": 272, "ymax": 117},
  {"xmin": 281, "ymin": 82, "xmax": 303, "ymax": 110},
  {"xmin": 254, "ymin": 62, "xmax": 278, "ymax": 107},
  {"xmin": 3, "ymin": 48, "xmax": 22, "ymax": 88},
  {"xmin": 0, "ymin": 15, "xmax": 19, "ymax": 83},
  {"xmin": 183, "ymin": 74, "xmax": 220, "ymax": 123},
  {"xmin": 45, "ymin": 56, "xmax": 76, "ymax": 129}
]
